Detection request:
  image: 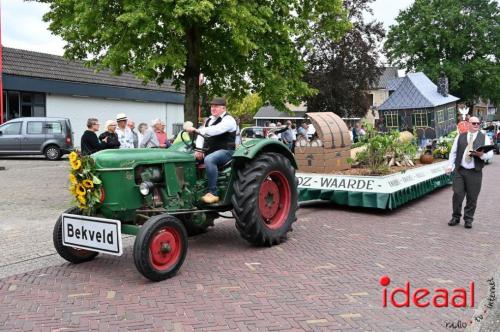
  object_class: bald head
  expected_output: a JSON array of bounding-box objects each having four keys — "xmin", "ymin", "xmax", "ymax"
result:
[{"xmin": 468, "ymin": 117, "xmax": 481, "ymax": 133}]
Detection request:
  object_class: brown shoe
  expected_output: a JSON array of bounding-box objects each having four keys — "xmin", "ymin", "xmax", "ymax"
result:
[{"xmin": 201, "ymin": 193, "xmax": 219, "ymax": 204}]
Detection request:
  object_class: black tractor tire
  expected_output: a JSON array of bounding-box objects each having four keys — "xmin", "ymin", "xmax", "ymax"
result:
[
  {"xmin": 133, "ymin": 214, "xmax": 188, "ymax": 281},
  {"xmin": 232, "ymin": 152, "xmax": 298, "ymax": 246},
  {"xmin": 44, "ymin": 145, "xmax": 62, "ymax": 160},
  {"xmin": 53, "ymin": 207, "xmax": 99, "ymax": 263},
  {"xmin": 177, "ymin": 213, "xmax": 216, "ymax": 237}
]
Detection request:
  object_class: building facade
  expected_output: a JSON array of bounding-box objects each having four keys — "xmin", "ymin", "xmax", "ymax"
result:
[
  {"xmin": 379, "ymin": 72, "xmax": 459, "ymax": 139},
  {"xmin": 2, "ymin": 48, "xmax": 185, "ymax": 146}
]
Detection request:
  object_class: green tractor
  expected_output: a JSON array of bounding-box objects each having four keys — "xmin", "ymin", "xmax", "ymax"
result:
[{"xmin": 53, "ymin": 132, "xmax": 298, "ymax": 281}]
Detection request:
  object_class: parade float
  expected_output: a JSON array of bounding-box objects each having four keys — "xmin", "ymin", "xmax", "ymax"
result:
[{"xmin": 296, "ymin": 113, "xmax": 452, "ymax": 209}]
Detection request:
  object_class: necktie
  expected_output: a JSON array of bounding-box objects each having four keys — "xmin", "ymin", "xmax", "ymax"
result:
[{"xmin": 465, "ymin": 133, "xmax": 473, "ymax": 162}]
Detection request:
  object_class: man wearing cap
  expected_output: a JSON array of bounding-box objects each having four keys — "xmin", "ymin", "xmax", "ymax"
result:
[
  {"xmin": 446, "ymin": 116, "xmax": 493, "ymax": 229},
  {"xmin": 115, "ymin": 113, "xmax": 135, "ymax": 149},
  {"xmin": 186, "ymin": 97, "xmax": 237, "ymax": 204}
]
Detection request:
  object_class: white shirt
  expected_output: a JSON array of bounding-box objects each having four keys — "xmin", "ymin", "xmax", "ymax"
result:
[
  {"xmin": 116, "ymin": 126, "xmax": 135, "ymax": 149},
  {"xmin": 448, "ymin": 132, "xmax": 493, "ymax": 171},
  {"xmin": 307, "ymin": 124, "xmax": 316, "ymax": 135},
  {"xmin": 195, "ymin": 112, "xmax": 237, "ymax": 149}
]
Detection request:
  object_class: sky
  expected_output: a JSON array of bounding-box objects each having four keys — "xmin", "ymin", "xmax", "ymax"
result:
[{"xmin": 1, "ymin": 0, "xmax": 414, "ymax": 56}]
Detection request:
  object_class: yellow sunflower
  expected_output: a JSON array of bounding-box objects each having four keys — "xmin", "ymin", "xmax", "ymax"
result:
[
  {"xmin": 69, "ymin": 185, "xmax": 77, "ymax": 195},
  {"xmin": 70, "ymin": 159, "xmax": 82, "ymax": 170},
  {"xmin": 69, "ymin": 173, "xmax": 78, "ymax": 185},
  {"xmin": 69, "ymin": 151, "xmax": 78, "ymax": 162},
  {"xmin": 76, "ymin": 183, "xmax": 86, "ymax": 196},
  {"xmin": 77, "ymin": 194, "xmax": 87, "ymax": 205},
  {"xmin": 82, "ymin": 179, "xmax": 94, "ymax": 189}
]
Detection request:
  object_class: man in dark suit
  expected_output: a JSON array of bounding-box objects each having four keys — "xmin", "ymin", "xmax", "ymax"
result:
[{"xmin": 446, "ymin": 117, "xmax": 494, "ymax": 229}]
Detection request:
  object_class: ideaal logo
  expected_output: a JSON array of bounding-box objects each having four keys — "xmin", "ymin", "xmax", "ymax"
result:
[
  {"xmin": 380, "ymin": 275, "xmax": 475, "ymax": 308},
  {"xmin": 380, "ymin": 276, "xmax": 497, "ymax": 329}
]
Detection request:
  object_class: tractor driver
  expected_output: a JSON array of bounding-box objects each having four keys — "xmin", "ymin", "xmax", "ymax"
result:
[{"xmin": 185, "ymin": 97, "xmax": 237, "ymax": 204}]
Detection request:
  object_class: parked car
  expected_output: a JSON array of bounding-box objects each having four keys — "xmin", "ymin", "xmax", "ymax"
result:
[{"xmin": 0, "ymin": 117, "xmax": 74, "ymax": 160}]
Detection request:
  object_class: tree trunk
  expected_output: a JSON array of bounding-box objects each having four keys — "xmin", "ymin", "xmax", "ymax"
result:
[{"xmin": 184, "ymin": 24, "xmax": 201, "ymax": 126}]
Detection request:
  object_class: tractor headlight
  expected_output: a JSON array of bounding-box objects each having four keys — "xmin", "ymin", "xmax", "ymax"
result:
[{"xmin": 139, "ymin": 181, "xmax": 154, "ymax": 196}]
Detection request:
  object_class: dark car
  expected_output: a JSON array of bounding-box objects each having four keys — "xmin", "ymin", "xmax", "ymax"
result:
[{"xmin": 0, "ymin": 117, "xmax": 74, "ymax": 160}]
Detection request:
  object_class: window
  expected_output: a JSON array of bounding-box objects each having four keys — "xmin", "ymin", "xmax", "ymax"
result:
[
  {"xmin": 2, "ymin": 91, "xmax": 46, "ymax": 120},
  {"xmin": 413, "ymin": 110, "xmax": 429, "ymax": 127},
  {"xmin": 7, "ymin": 91, "xmax": 20, "ymax": 120},
  {"xmin": 0, "ymin": 122, "xmax": 22, "ymax": 135},
  {"xmin": 384, "ymin": 111, "xmax": 399, "ymax": 128},
  {"xmin": 27, "ymin": 122, "xmax": 44, "ymax": 134},
  {"xmin": 21, "ymin": 105, "xmax": 32, "ymax": 117},
  {"xmin": 436, "ymin": 110, "xmax": 445, "ymax": 124},
  {"xmin": 447, "ymin": 107, "xmax": 456, "ymax": 122},
  {"xmin": 46, "ymin": 122, "xmax": 62, "ymax": 134}
]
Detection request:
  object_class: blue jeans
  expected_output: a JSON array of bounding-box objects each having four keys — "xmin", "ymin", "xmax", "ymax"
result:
[{"xmin": 204, "ymin": 149, "xmax": 234, "ymax": 195}]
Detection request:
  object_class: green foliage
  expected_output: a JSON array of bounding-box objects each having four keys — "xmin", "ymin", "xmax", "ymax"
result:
[
  {"xmin": 228, "ymin": 93, "xmax": 263, "ymax": 123},
  {"xmin": 433, "ymin": 131, "xmax": 457, "ymax": 158},
  {"xmin": 305, "ymin": 0, "xmax": 385, "ymax": 117},
  {"xmin": 354, "ymin": 125, "xmax": 419, "ymax": 174},
  {"xmin": 354, "ymin": 124, "xmax": 392, "ymax": 174},
  {"xmin": 385, "ymin": 0, "xmax": 500, "ymax": 105},
  {"xmin": 36, "ymin": 0, "xmax": 350, "ymax": 123}
]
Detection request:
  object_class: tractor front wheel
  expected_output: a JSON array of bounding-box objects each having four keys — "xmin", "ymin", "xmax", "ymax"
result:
[
  {"xmin": 133, "ymin": 214, "xmax": 188, "ymax": 281},
  {"xmin": 53, "ymin": 207, "xmax": 99, "ymax": 263},
  {"xmin": 232, "ymin": 152, "xmax": 298, "ymax": 246}
]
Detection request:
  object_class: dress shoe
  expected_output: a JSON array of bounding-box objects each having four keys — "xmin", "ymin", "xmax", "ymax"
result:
[
  {"xmin": 201, "ymin": 192, "xmax": 219, "ymax": 204},
  {"xmin": 448, "ymin": 218, "xmax": 460, "ymax": 226},
  {"xmin": 464, "ymin": 221, "xmax": 472, "ymax": 229}
]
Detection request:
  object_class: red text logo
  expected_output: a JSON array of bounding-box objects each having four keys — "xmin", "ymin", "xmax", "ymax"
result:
[{"xmin": 380, "ymin": 275, "xmax": 474, "ymax": 308}]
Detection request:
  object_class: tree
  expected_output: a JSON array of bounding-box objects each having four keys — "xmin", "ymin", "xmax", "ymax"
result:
[
  {"xmin": 304, "ymin": 0, "xmax": 385, "ymax": 118},
  {"xmin": 36, "ymin": 0, "xmax": 350, "ymax": 124},
  {"xmin": 228, "ymin": 93, "xmax": 263, "ymax": 124},
  {"xmin": 385, "ymin": 0, "xmax": 500, "ymax": 105}
]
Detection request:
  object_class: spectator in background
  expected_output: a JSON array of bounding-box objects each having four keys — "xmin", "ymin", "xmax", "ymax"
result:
[
  {"xmin": 307, "ymin": 120, "xmax": 316, "ymax": 140},
  {"xmin": 81, "ymin": 118, "xmax": 107, "ymax": 156},
  {"xmin": 99, "ymin": 120, "xmax": 120, "ymax": 149},
  {"xmin": 137, "ymin": 123, "xmax": 148, "ymax": 147},
  {"xmin": 263, "ymin": 121, "xmax": 271, "ymax": 138},
  {"xmin": 297, "ymin": 123, "xmax": 308, "ymax": 141},
  {"xmin": 115, "ymin": 113, "xmax": 135, "ymax": 149},
  {"xmin": 127, "ymin": 120, "xmax": 139, "ymax": 148},
  {"xmin": 291, "ymin": 123, "xmax": 297, "ymax": 153},
  {"xmin": 152, "ymin": 119, "xmax": 170, "ymax": 148},
  {"xmin": 235, "ymin": 118, "xmax": 242, "ymax": 147},
  {"xmin": 267, "ymin": 123, "xmax": 279, "ymax": 140},
  {"xmin": 140, "ymin": 120, "xmax": 160, "ymax": 148},
  {"xmin": 173, "ymin": 121, "xmax": 194, "ymax": 144},
  {"xmin": 276, "ymin": 122, "xmax": 283, "ymax": 140},
  {"xmin": 281, "ymin": 120, "xmax": 294, "ymax": 151}
]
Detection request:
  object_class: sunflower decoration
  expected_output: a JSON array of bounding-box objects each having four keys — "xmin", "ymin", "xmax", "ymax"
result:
[{"xmin": 68, "ymin": 151, "xmax": 103, "ymax": 215}]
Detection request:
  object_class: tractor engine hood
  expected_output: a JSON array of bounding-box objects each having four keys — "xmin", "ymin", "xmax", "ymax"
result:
[{"xmin": 92, "ymin": 148, "xmax": 194, "ymax": 170}]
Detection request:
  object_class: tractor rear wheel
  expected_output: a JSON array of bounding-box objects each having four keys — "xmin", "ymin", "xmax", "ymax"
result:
[
  {"xmin": 232, "ymin": 152, "xmax": 297, "ymax": 246},
  {"xmin": 53, "ymin": 207, "xmax": 99, "ymax": 263},
  {"xmin": 133, "ymin": 214, "xmax": 188, "ymax": 281}
]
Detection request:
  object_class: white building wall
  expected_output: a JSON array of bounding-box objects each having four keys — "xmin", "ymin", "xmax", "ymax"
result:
[
  {"xmin": 166, "ymin": 103, "xmax": 185, "ymax": 137},
  {"xmin": 46, "ymin": 95, "xmax": 184, "ymax": 147}
]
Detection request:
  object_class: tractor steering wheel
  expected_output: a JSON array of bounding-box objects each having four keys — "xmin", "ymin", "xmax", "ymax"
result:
[{"xmin": 180, "ymin": 129, "xmax": 207, "ymax": 151}]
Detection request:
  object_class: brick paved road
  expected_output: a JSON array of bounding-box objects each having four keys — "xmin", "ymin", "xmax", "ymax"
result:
[{"xmin": 0, "ymin": 156, "xmax": 499, "ymax": 331}]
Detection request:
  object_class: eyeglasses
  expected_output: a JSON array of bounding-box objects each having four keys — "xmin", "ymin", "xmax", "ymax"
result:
[
  {"xmin": 470, "ymin": 122, "xmax": 480, "ymax": 125},
  {"xmin": 93, "ymin": 123, "xmax": 100, "ymax": 126}
]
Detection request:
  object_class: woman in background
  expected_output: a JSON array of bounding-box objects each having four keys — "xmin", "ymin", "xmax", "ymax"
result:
[{"xmin": 99, "ymin": 120, "xmax": 121, "ymax": 149}]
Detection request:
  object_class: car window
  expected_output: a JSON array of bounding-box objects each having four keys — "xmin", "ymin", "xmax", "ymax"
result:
[
  {"xmin": 46, "ymin": 122, "xmax": 63, "ymax": 134},
  {"xmin": 0, "ymin": 122, "xmax": 22, "ymax": 135},
  {"xmin": 27, "ymin": 121, "xmax": 44, "ymax": 134}
]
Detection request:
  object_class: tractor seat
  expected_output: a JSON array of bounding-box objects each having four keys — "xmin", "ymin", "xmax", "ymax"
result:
[{"xmin": 196, "ymin": 160, "xmax": 232, "ymax": 171}]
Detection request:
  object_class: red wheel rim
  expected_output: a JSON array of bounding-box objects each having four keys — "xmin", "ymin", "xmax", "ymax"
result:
[
  {"xmin": 149, "ymin": 226, "xmax": 182, "ymax": 271},
  {"xmin": 258, "ymin": 171, "xmax": 291, "ymax": 229}
]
